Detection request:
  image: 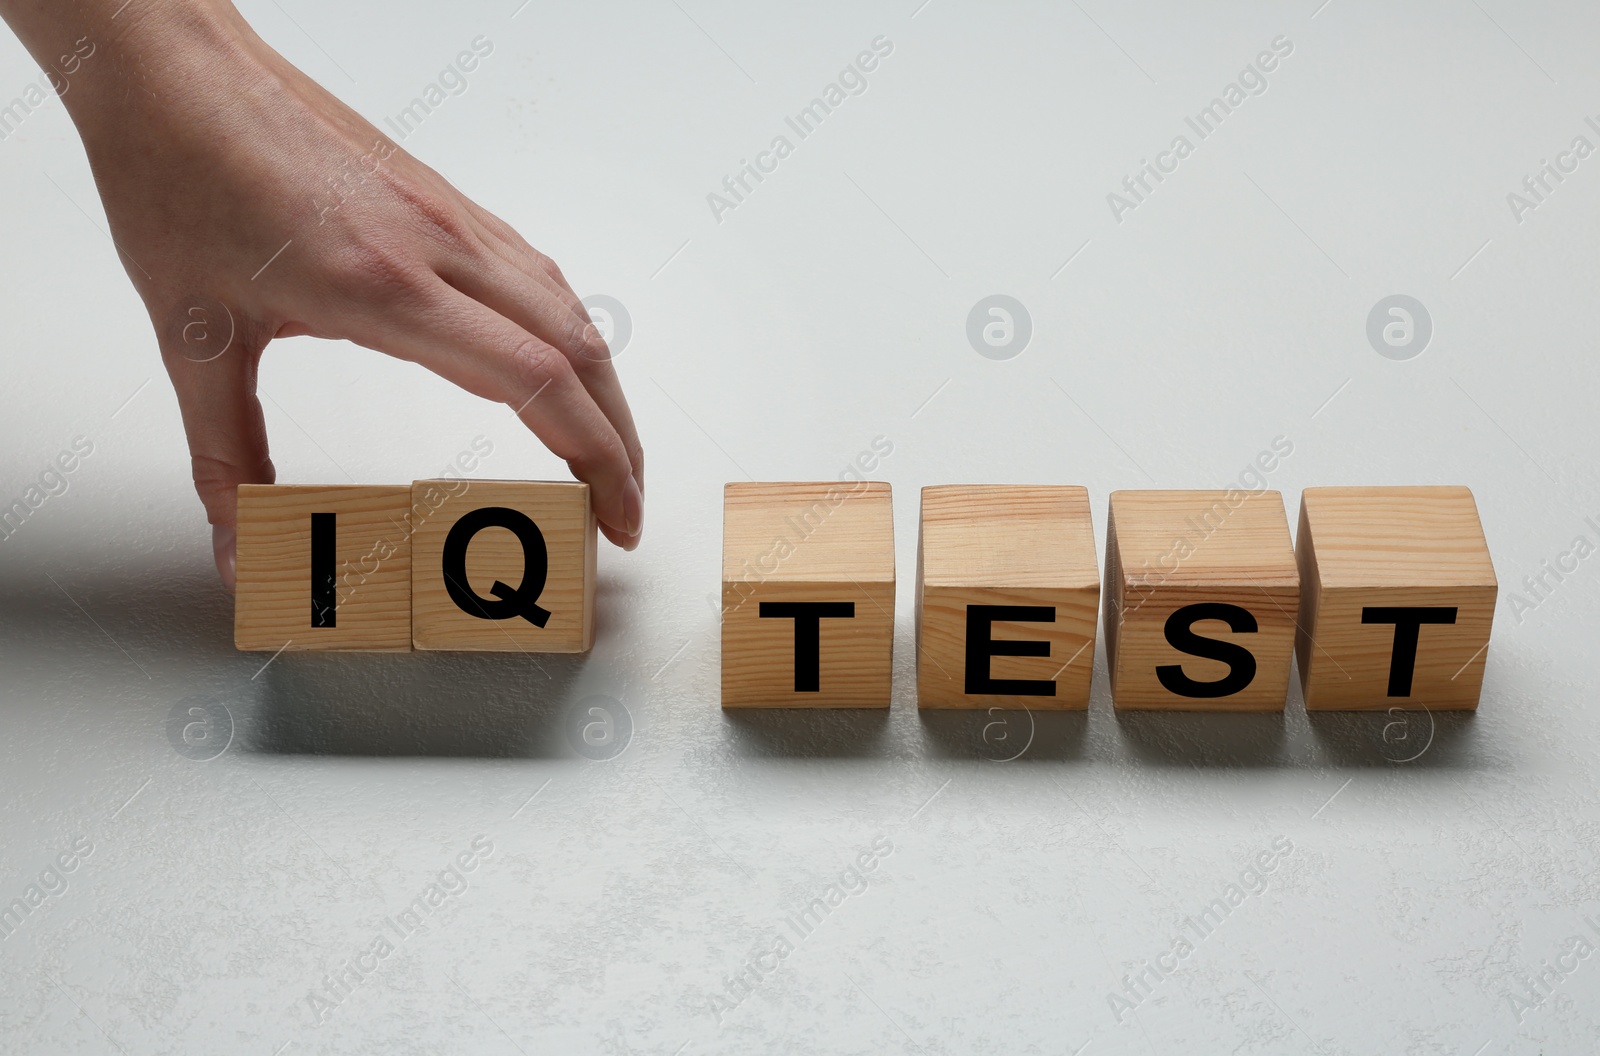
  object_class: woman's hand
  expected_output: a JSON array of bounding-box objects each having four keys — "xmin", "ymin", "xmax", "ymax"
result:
[{"xmin": 2, "ymin": 0, "xmax": 644, "ymax": 585}]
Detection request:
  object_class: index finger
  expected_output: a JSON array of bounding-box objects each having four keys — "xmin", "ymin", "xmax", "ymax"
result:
[{"xmin": 346, "ymin": 276, "xmax": 643, "ymax": 546}]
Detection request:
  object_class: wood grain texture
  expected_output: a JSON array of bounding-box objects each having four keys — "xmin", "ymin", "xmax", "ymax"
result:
[
  {"xmin": 234, "ymin": 484, "xmax": 413, "ymax": 652},
  {"xmin": 721, "ymin": 482, "xmax": 894, "ymax": 708},
  {"xmin": 1295, "ymin": 486, "xmax": 1496, "ymax": 711},
  {"xmin": 1104, "ymin": 490, "xmax": 1299, "ymax": 711},
  {"xmin": 410, "ymin": 479, "xmax": 596, "ymax": 652},
  {"xmin": 916, "ymin": 485, "xmax": 1099, "ymax": 709}
]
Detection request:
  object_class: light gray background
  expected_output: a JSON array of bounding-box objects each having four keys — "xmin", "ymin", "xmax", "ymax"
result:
[{"xmin": 1, "ymin": 1, "xmax": 1597, "ymax": 1053}]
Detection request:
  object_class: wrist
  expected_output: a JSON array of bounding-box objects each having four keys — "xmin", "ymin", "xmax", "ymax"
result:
[{"xmin": 43, "ymin": 1, "xmax": 265, "ymax": 144}]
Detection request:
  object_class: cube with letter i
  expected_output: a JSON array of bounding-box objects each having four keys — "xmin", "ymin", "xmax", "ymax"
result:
[
  {"xmin": 1103, "ymin": 490, "xmax": 1300, "ymax": 711},
  {"xmin": 234, "ymin": 484, "xmax": 414, "ymax": 651},
  {"xmin": 1294, "ymin": 486, "xmax": 1496, "ymax": 710},
  {"xmin": 916, "ymin": 485, "xmax": 1099, "ymax": 708},
  {"xmin": 721, "ymin": 482, "xmax": 895, "ymax": 707}
]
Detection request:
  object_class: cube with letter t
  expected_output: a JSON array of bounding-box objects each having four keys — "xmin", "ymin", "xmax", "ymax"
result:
[
  {"xmin": 1104, "ymin": 490, "xmax": 1300, "ymax": 711},
  {"xmin": 1294, "ymin": 486, "xmax": 1496, "ymax": 710},
  {"xmin": 916, "ymin": 485, "xmax": 1099, "ymax": 708},
  {"xmin": 721, "ymin": 481, "xmax": 894, "ymax": 707}
]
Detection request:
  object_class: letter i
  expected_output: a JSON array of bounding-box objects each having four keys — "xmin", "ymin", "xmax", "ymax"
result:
[{"xmin": 311, "ymin": 512, "xmax": 336, "ymax": 627}]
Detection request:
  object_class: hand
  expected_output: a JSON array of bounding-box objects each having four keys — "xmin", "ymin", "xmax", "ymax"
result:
[{"xmin": 9, "ymin": 1, "xmax": 644, "ymax": 585}]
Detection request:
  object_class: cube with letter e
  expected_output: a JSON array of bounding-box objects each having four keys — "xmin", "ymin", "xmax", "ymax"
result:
[{"xmin": 916, "ymin": 485, "xmax": 1099, "ymax": 708}]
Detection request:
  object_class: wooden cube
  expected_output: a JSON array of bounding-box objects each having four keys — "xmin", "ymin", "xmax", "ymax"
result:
[
  {"xmin": 721, "ymin": 482, "xmax": 894, "ymax": 707},
  {"xmin": 1295, "ymin": 486, "xmax": 1496, "ymax": 710},
  {"xmin": 234, "ymin": 484, "xmax": 412, "ymax": 651},
  {"xmin": 411, "ymin": 479, "xmax": 596, "ymax": 652},
  {"xmin": 916, "ymin": 485, "xmax": 1099, "ymax": 709},
  {"xmin": 1104, "ymin": 490, "xmax": 1299, "ymax": 711}
]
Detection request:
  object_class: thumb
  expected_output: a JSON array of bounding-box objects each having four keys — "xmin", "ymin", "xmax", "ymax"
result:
[{"xmin": 159, "ymin": 311, "xmax": 274, "ymax": 590}]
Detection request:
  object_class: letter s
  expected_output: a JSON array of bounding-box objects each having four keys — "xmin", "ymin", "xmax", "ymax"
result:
[
  {"xmin": 872, "ymin": 35, "xmax": 894, "ymax": 56},
  {"xmin": 473, "ymin": 34, "xmax": 495, "ymax": 56},
  {"xmin": 1155, "ymin": 603, "xmax": 1258, "ymax": 698}
]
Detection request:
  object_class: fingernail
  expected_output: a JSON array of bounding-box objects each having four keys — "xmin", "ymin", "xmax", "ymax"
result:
[
  {"xmin": 622, "ymin": 475, "xmax": 644, "ymax": 538},
  {"xmin": 212, "ymin": 524, "xmax": 237, "ymax": 590}
]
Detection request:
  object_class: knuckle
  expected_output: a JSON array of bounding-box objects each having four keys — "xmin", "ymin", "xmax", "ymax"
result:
[
  {"xmin": 565, "ymin": 441, "xmax": 628, "ymax": 482},
  {"xmin": 392, "ymin": 183, "xmax": 471, "ymax": 248},
  {"xmin": 479, "ymin": 209, "xmax": 524, "ymax": 247},
  {"xmin": 541, "ymin": 279, "xmax": 583, "ymax": 315},
  {"xmin": 190, "ymin": 454, "xmax": 276, "ymax": 518},
  {"xmin": 556, "ymin": 413, "xmax": 629, "ymax": 477},
  {"xmin": 563, "ymin": 314, "xmax": 611, "ymax": 365},
  {"xmin": 506, "ymin": 339, "xmax": 569, "ymax": 394},
  {"xmin": 329, "ymin": 242, "xmax": 426, "ymax": 305},
  {"xmin": 530, "ymin": 250, "xmax": 565, "ymax": 282}
]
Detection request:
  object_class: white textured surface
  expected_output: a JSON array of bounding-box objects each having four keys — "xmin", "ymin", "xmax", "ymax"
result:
[{"xmin": 2, "ymin": 2, "xmax": 1598, "ymax": 1053}]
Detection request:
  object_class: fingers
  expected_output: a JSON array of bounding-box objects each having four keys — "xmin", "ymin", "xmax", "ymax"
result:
[
  {"xmin": 462, "ymin": 202, "xmax": 582, "ymax": 301},
  {"xmin": 347, "ymin": 277, "xmax": 642, "ymax": 547},
  {"xmin": 462, "ymin": 209, "xmax": 585, "ymax": 314},
  {"xmin": 450, "ymin": 209, "xmax": 643, "ymax": 495},
  {"xmin": 158, "ymin": 336, "xmax": 274, "ymax": 589},
  {"xmin": 413, "ymin": 195, "xmax": 643, "ymax": 512},
  {"xmin": 440, "ymin": 249, "xmax": 645, "ymax": 500}
]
